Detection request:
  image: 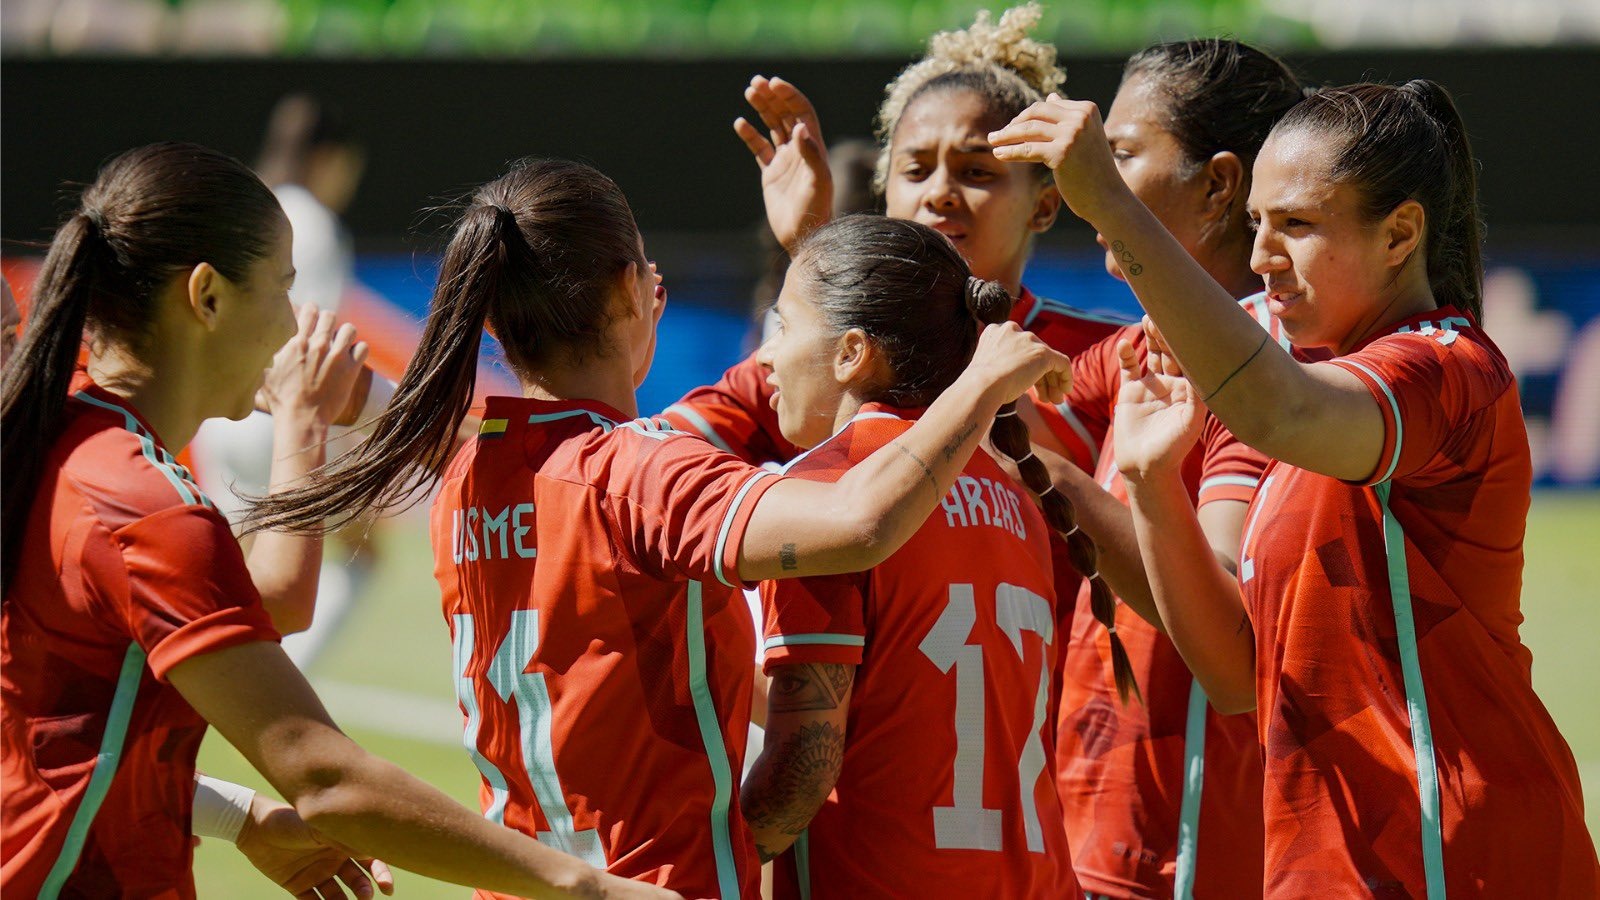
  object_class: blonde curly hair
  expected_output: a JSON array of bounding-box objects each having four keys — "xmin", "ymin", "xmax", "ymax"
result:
[{"xmin": 873, "ymin": 3, "xmax": 1066, "ymax": 193}]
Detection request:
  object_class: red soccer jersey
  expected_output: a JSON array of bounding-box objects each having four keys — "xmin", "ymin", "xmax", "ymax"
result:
[
  {"xmin": 758, "ymin": 405, "xmax": 1080, "ymax": 899},
  {"xmin": 430, "ymin": 396, "xmax": 786, "ymax": 900},
  {"xmin": 2, "ymin": 374, "xmax": 279, "ymax": 898},
  {"xmin": 1239, "ymin": 308, "xmax": 1598, "ymax": 897},
  {"xmin": 662, "ymin": 287, "xmax": 1127, "ymax": 469},
  {"xmin": 1053, "ymin": 301, "xmax": 1278, "ymax": 900}
]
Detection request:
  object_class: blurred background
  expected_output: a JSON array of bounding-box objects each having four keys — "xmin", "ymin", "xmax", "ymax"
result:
[{"xmin": 3, "ymin": 1, "xmax": 1597, "ymax": 896}]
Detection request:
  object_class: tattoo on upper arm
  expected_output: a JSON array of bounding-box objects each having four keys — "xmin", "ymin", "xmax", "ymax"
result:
[
  {"xmin": 940, "ymin": 421, "xmax": 979, "ymax": 464},
  {"xmin": 780, "ymin": 543, "xmax": 799, "ymax": 571},
  {"xmin": 768, "ymin": 662, "xmax": 854, "ymax": 713},
  {"xmin": 1236, "ymin": 611, "xmax": 1250, "ymax": 635},
  {"xmin": 743, "ymin": 719, "xmax": 847, "ymax": 858}
]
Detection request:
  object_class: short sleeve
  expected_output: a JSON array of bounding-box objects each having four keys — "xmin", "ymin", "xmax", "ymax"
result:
[
  {"xmin": 759, "ymin": 573, "xmax": 868, "ymax": 673},
  {"xmin": 1028, "ymin": 328, "xmax": 1130, "ymax": 474},
  {"xmin": 1195, "ymin": 414, "xmax": 1270, "ymax": 508},
  {"xmin": 601, "ymin": 426, "xmax": 785, "ymax": 588},
  {"xmin": 661, "ymin": 354, "xmax": 800, "ymax": 466},
  {"xmin": 112, "ymin": 506, "xmax": 280, "ymax": 681},
  {"xmin": 1327, "ymin": 326, "xmax": 1510, "ymax": 486}
]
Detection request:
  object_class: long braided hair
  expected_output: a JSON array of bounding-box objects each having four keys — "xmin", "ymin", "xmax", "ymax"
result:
[
  {"xmin": 965, "ymin": 279, "xmax": 1140, "ymax": 702},
  {"xmin": 795, "ymin": 213, "xmax": 1138, "ymax": 701}
]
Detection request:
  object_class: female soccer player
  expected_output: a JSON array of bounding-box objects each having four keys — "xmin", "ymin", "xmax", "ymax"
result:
[
  {"xmin": 243, "ymin": 159, "xmax": 1071, "ymax": 899},
  {"xmin": 0, "ymin": 142, "xmax": 675, "ymax": 900},
  {"xmin": 740, "ymin": 214, "xmax": 1080, "ymax": 897},
  {"xmin": 993, "ymin": 81, "xmax": 1600, "ymax": 894},
  {"xmin": 665, "ymin": 3, "xmax": 1126, "ymax": 472},
  {"xmin": 1038, "ymin": 40, "xmax": 1303, "ymax": 900}
]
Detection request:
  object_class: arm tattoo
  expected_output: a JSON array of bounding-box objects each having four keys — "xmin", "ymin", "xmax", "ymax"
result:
[
  {"xmin": 742, "ymin": 719, "xmax": 847, "ymax": 857},
  {"xmin": 1110, "ymin": 239, "xmax": 1144, "ymax": 277},
  {"xmin": 780, "ymin": 542, "xmax": 799, "ymax": 571},
  {"xmin": 939, "ymin": 421, "xmax": 979, "ymax": 464},
  {"xmin": 890, "ymin": 440, "xmax": 938, "ymax": 492},
  {"xmin": 768, "ymin": 662, "xmax": 854, "ymax": 713},
  {"xmin": 1203, "ymin": 332, "xmax": 1271, "ymax": 403}
]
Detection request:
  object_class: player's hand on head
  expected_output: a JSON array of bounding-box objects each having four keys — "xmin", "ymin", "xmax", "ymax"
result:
[
  {"xmin": 1113, "ymin": 338, "xmax": 1205, "ymax": 482},
  {"xmin": 964, "ymin": 322, "xmax": 1073, "ymax": 406},
  {"xmin": 733, "ymin": 75, "xmax": 833, "ymax": 253},
  {"xmin": 988, "ymin": 94, "xmax": 1128, "ymax": 224},
  {"xmin": 234, "ymin": 793, "xmax": 395, "ymax": 900},
  {"xmin": 256, "ymin": 304, "xmax": 372, "ymax": 427}
]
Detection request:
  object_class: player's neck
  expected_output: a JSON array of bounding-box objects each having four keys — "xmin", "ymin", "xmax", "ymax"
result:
[
  {"xmin": 518, "ymin": 354, "xmax": 639, "ymax": 420},
  {"xmin": 85, "ymin": 342, "xmax": 209, "ymax": 451}
]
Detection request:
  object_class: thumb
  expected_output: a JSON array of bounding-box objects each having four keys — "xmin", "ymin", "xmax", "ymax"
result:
[{"xmin": 792, "ymin": 122, "xmax": 825, "ymax": 167}]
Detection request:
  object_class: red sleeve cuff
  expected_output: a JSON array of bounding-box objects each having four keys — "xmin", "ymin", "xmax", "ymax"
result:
[
  {"xmin": 714, "ymin": 470, "xmax": 785, "ymax": 588},
  {"xmin": 146, "ymin": 605, "xmax": 281, "ymax": 682},
  {"xmin": 761, "ymin": 640, "xmax": 866, "ymax": 674}
]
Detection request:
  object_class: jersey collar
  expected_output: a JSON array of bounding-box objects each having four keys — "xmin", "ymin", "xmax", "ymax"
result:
[
  {"xmin": 1345, "ymin": 305, "xmax": 1472, "ymax": 355},
  {"xmin": 69, "ymin": 368, "xmax": 170, "ymax": 447},
  {"xmin": 482, "ymin": 395, "xmax": 632, "ymax": 428}
]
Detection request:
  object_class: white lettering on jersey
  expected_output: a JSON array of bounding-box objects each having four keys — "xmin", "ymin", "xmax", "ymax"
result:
[{"xmin": 453, "ymin": 501, "xmax": 537, "ymax": 564}]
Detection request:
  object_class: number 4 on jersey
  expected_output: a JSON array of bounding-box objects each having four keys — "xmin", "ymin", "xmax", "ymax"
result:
[
  {"xmin": 453, "ymin": 610, "xmax": 606, "ymax": 867},
  {"xmin": 918, "ymin": 583, "xmax": 1054, "ymax": 854}
]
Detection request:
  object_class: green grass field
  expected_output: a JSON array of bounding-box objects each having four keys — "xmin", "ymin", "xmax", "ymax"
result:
[{"xmin": 193, "ymin": 491, "xmax": 1600, "ymax": 898}]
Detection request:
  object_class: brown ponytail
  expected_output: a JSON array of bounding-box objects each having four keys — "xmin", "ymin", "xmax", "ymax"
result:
[
  {"xmin": 965, "ymin": 277, "xmax": 1141, "ymax": 703},
  {"xmin": 2, "ymin": 143, "xmax": 283, "ymax": 593},
  {"xmin": 243, "ymin": 158, "xmax": 645, "ymax": 535}
]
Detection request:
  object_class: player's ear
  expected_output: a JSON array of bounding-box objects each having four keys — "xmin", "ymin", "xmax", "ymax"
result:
[
  {"xmin": 184, "ymin": 262, "xmax": 225, "ymax": 331},
  {"xmin": 833, "ymin": 327, "xmax": 876, "ymax": 388}
]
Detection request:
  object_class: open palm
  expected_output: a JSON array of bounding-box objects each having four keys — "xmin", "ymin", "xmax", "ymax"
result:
[
  {"xmin": 1114, "ymin": 339, "xmax": 1206, "ymax": 480},
  {"xmin": 733, "ymin": 75, "xmax": 832, "ymax": 252}
]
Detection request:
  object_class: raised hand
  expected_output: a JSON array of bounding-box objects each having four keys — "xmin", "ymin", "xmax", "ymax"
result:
[
  {"xmin": 733, "ymin": 75, "xmax": 833, "ymax": 252},
  {"xmin": 256, "ymin": 304, "xmax": 371, "ymax": 428},
  {"xmin": 235, "ymin": 794, "xmax": 394, "ymax": 900},
  {"xmin": 988, "ymin": 93, "xmax": 1131, "ymax": 226},
  {"xmin": 1113, "ymin": 333, "xmax": 1205, "ymax": 482},
  {"xmin": 962, "ymin": 321, "xmax": 1073, "ymax": 407}
]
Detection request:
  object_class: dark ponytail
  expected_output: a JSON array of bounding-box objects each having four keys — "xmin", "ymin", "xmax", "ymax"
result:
[
  {"xmin": 795, "ymin": 214, "xmax": 1139, "ymax": 701},
  {"xmin": 2, "ymin": 143, "xmax": 282, "ymax": 592},
  {"xmin": 965, "ymin": 280, "xmax": 1141, "ymax": 703},
  {"xmin": 244, "ymin": 158, "xmax": 645, "ymax": 535},
  {"xmin": 1275, "ymin": 79, "xmax": 1484, "ymax": 320}
]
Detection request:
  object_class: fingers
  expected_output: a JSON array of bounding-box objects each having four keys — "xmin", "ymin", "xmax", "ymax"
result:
[
  {"xmin": 791, "ymin": 121, "xmax": 826, "ymax": 169},
  {"xmin": 1116, "ymin": 339, "xmax": 1140, "ymax": 383},
  {"xmin": 335, "ymin": 857, "xmax": 376, "ymax": 900},
  {"xmin": 733, "ymin": 117, "xmax": 775, "ymax": 167},
  {"xmin": 745, "ymin": 76, "xmax": 792, "ymax": 144},
  {"xmin": 990, "ymin": 141, "xmax": 1054, "ymax": 164},
  {"xmin": 365, "ymin": 859, "xmax": 396, "ymax": 895},
  {"xmin": 295, "ymin": 301, "xmax": 318, "ymax": 338},
  {"xmin": 351, "ymin": 341, "xmax": 371, "ymax": 367},
  {"xmin": 767, "ymin": 77, "xmax": 822, "ymax": 141}
]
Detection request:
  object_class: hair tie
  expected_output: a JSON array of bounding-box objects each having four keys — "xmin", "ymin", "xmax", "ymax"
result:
[
  {"xmin": 1038, "ymin": 483, "xmax": 1056, "ymax": 498},
  {"xmin": 1014, "ymin": 450, "xmax": 1035, "ymax": 465},
  {"xmin": 79, "ymin": 209, "xmax": 107, "ymax": 237},
  {"xmin": 995, "ymin": 407, "xmax": 1018, "ymax": 418},
  {"xmin": 1088, "ymin": 570, "xmax": 1102, "ymax": 581},
  {"xmin": 1106, "ymin": 624, "xmax": 1117, "ymax": 635},
  {"xmin": 1063, "ymin": 523, "xmax": 1080, "ymax": 538}
]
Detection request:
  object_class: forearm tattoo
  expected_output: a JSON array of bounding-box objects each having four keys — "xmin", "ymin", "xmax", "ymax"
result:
[
  {"xmin": 891, "ymin": 440, "xmax": 938, "ymax": 493},
  {"xmin": 744, "ymin": 719, "xmax": 847, "ymax": 861},
  {"xmin": 1110, "ymin": 239, "xmax": 1144, "ymax": 277},
  {"xmin": 780, "ymin": 542, "xmax": 799, "ymax": 571},
  {"xmin": 939, "ymin": 421, "xmax": 979, "ymax": 464}
]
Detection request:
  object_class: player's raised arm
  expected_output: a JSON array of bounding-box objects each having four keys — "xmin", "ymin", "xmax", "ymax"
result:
[
  {"xmin": 990, "ymin": 93, "xmax": 1387, "ymax": 481},
  {"xmin": 737, "ymin": 319, "xmax": 1068, "ymax": 582}
]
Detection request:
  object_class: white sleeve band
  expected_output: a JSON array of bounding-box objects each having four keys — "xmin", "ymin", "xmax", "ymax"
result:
[
  {"xmin": 357, "ymin": 372, "xmax": 397, "ymax": 431},
  {"xmin": 193, "ymin": 774, "xmax": 256, "ymax": 843}
]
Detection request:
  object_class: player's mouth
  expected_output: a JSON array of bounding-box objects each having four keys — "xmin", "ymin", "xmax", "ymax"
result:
[
  {"xmin": 926, "ymin": 219, "xmax": 967, "ymax": 244},
  {"xmin": 767, "ymin": 380, "xmax": 782, "ymax": 410},
  {"xmin": 1266, "ymin": 287, "xmax": 1303, "ymax": 316}
]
